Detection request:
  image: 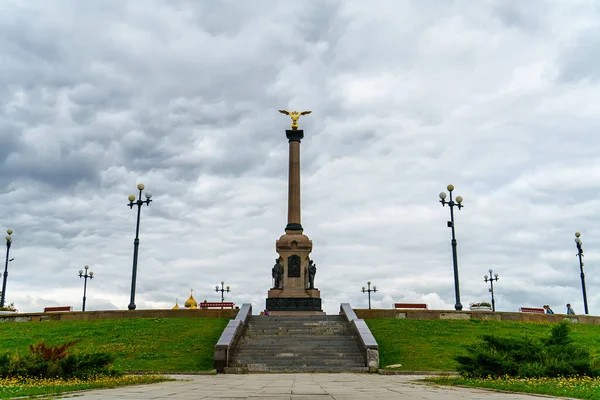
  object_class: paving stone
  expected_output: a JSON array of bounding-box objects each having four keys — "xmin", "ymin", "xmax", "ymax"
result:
[{"xmin": 57, "ymin": 374, "xmax": 568, "ymax": 399}]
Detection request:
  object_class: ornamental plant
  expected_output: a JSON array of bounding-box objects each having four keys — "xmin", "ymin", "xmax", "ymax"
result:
[
  {"xmin": 0, "ymin": 340, "xmax": 121, "ymax": 379},
  {"xmin": 469, "ymin": 302, "xmax": 492, "ymax": 308},
  {"xmin": 456, "ymin": 321, "xmax": 599, "ymax": 378}
]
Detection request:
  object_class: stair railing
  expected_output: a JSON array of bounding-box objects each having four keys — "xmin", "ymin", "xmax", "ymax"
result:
[
  {"xmin": 214, "ymin": 303, "xmax": 252, "ymax": 372},
  {"xmin": 340, "ymin": 303, "xmax": 379, "ymax": 372}
]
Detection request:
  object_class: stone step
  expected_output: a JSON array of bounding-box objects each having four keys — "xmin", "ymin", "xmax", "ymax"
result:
[
  {"xmin": 236, "ymin": 345, "xmax": 361, "ymax": 350},
  {"xmin": 234, "ymin": 342, "xmax": 362, "ymax": 347},
  {"xmin": 225, "ymin": 365, "xmax": 370, "ymax": 373},
  {"xmin": 232, "ymin": 356, "xmax": 364, "ymax": 361},
  {"xmin": 246, "ymin": 332, "xmax": 351, "ymax": 336},
  {"xmin": 234, "ymin": 344, "xmax": 362, "ymax": 350},
  {"xmin": 247, "ymin": 330, "xmax": 351, "ymax": 333},
  {"xmin": 233, "ymin": 351, "xmax": 363, "ymax": 361},
  {"xmin": 232, "ymin": 352, "xmax": 364, "ymax": 358},
  {"xmin": 244, "ymin": 332, "xmax": 352, "ymax": 336},
  {"xmin": 249, "ymin": 319, "xmax": 345, "ymax": 322},
  {"xmin": 247, "ymin": 319, "xmax": 348, "ymax": 326},
  {"xmin": 246, "ymin": 326, "xmax": 350, "ymax": 330},
  {"xmin": 246, "ymin": 328, "xmax": 350, "ymax": 332},
  {"xmin": 239, "ymin": 337, "xmax": 359, "ymax": 342},
  {"xmin": 248, "ymin": 315, "xmax": 346, "ymax": 321},
  {"xmin": 246, "ymin": 325, "xmax": 351, "ymax": 332},
  {"xmin": 229, "ymin": 359, "xmax": 365, "ymax": 365},
  {"xmin": 240, "ymin": 336, "xmax": 356, "ymax": 346}
]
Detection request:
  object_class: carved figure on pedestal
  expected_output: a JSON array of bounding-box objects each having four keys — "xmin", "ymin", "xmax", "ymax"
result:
[
  {"xmin": 307, "ymin": 259, "xmax": 317, "ymax": 289},
  {"xmin": 272, "ymin": 258, "xmax": 283, "ymax": 289}
]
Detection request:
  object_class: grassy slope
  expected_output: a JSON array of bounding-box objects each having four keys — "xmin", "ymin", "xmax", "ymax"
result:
[
  {"xmin": 0, "ymin": 317, "xmax": 229, "ymax": 371},
  {"xmin": 366, "ymin": 318, "xmax": 600, "ymax": 371}
]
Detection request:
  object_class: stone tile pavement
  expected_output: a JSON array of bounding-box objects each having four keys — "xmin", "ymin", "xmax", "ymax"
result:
[{"xmin": 58, "ymin": 373, "xmax": 566, "ymax": 399}]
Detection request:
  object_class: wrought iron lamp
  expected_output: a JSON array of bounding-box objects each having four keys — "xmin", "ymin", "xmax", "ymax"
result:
[
  {"xmin": 78, "ymin": 265, "xmax": 94, "ymax": 312},
  {"xmin": 439, "ymin": 184, "xmax": 464, "ymax": 311},
  {"xmin": 127, "ymin": 183, "xmax": 152, "ymax": 310},
  {"xmin": 361, "ymin": 281, "xmax": 377, "ymax": 309}
]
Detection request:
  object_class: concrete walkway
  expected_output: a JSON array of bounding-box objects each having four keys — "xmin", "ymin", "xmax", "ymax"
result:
[{"xmin": 57, "ymin": 374, "xmax": 566, "ymax": 399}]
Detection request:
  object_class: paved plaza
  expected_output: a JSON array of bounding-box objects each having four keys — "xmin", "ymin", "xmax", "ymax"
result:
[{"xmin": 59, "ymin": 373, "xmax": 565, "ymax": 399}]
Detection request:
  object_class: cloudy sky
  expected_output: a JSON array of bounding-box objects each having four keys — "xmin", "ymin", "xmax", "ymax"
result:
[{"xmin": 2, "ymin": 0, "xmax": 600, "ymax": 316}]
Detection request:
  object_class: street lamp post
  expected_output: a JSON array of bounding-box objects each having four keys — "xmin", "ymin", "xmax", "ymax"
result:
[
  {"xmin": 439, "ymin": 184, "xmax": 464, "ymax": 311},
  {"xmin": 0, "ymin": 229, "xmax": 13, "ymax": 308},
  {"xmin": 574, "ymin": 232, "xmax": 589, "ymax": 315},
  {"xmin": 127, "ymin": 183, "xmax": 152, "ymax": 311},
  {"xmin": 78, "ymin": 265, "xmax": 94, "ymax": 312},
  {"xmin": 484, "ymin": 269, "xmax": 499, "ymax": 312},
  {"xmin": 215, "ymin": 281, "xmax": 230, "ymax": 309},
  {"xmin": 361, "ymin": 281, "xmax": 377, "ymax": 309}
]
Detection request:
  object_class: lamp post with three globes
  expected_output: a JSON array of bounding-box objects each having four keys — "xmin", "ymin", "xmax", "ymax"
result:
[
  {"xmin": 78, "ymin": 265, "xmax": 94, "ymax": 312},
  {"xmin": 484, "ymin": 269, "xmax": 499, "ymax": 312},
  {"xmin": 439, "ymin": 184, "xmax": 464, "ymax": 311},
  {"xmin": 574, "ymin": 232, "xmax": 589, "ymax": 315},
  {"xmin": 127, "ymin": 183, "xmax": 152, "ymax": 311},
  {"xmin": 362, "ymin": 281, "xmax": 377, "ymax": 309},
  {"xmin": 215, "ymin": 281, "xmax": 230, "ymax": 309}
]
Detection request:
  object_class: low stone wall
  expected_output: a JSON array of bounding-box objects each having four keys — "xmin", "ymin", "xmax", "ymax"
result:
[
  {"xmin": 354, "ymin": 309, "xmax": 598, "ymax": 324},
  {"xmin": 0, "ymin": 308, "xmax": 238, "ymax": 323}
]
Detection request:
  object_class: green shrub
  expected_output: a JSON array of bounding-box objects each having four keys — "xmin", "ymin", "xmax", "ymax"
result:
[
  {"xmin": 456, "ymin": 321, "xmax": 600, "ymax": 378},
  {"xmin": 59, "ymin": 353, "xmax": 121, "ymax": 379},
  {"xmin": 0, "ymin": 340, "xmax": 120, "ymax": 379}
]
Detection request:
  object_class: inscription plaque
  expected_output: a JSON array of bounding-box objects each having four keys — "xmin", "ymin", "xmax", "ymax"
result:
[
  {"xmin": 266, "ymin": 297, "xmax": 322, "ymax": 311},
  {"xmin": 288, "ymin": 255, "xmax": 301, "ymax": 277}
]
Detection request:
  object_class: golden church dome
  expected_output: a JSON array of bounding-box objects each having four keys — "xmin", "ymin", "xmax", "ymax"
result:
[
  {"xmin": 184, "ymin": 289, "xmax": 198, "ymax": 309},
  {"xmin": 172, "ymin": 299, "xmax": 180, "ymax": 310}
]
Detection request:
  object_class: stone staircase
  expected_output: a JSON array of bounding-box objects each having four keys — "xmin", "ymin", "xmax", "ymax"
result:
[{"xmin": 225, "ymin": 315, "xmax": 368, "ymax": 373}]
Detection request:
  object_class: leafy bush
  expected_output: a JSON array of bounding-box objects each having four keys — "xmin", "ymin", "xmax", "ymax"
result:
[
  {"xmin": 59, "ymin": 353, "xmax": 121, "ymax": 379},
  {"xmin": 0, "ymin": 340, "xmax": 121, "ymax": 379},
  {"xmin": 456, "ymin": 321, "xmax": 600, "ymax": 378}
]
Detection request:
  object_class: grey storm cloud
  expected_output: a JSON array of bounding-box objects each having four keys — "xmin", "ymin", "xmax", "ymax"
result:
[{"xmin": 1, "ymin": 0, "xmax": 600, "ymax": 316}]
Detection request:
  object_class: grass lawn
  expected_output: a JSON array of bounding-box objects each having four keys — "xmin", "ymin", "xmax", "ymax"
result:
[
  {"xmin": 0, "ymin": 375, "xmax": 171, "ymax": 399},
  {"xmin": 0, "ymin": 317, "xmax": 229, "ymax": 372},
  {"xmin": 428, "ymin": 376, "xmax": 600, "ymax": 400},
  {"xmin": 366, "ymin": 318, "xmax": 600, "ymax": 371}
]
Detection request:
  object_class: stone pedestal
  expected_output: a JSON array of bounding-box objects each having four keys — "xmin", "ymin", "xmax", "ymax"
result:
[{"xmin": 266, "ymin": 231, "xmax": 322, "ymax": 312}]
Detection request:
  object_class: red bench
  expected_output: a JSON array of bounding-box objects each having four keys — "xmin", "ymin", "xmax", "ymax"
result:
[
  {"xmin": 200, "ymin": 302, "xmax": 235, "ymax": 309},
  {"xmin": 519, "ymin": 307, "xmax": 545, "ymax": 314},
  {"xmin": 394, "ymin": 303, "xmax": 428, "ymax": 310},
  {"xmin": 44, "ymin": 306, "xmax": 73, "ymax": 313}
]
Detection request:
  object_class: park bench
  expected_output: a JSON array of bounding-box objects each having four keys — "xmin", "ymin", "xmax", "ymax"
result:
[
  {"xmin": 394, "ymin": 303, "xmax": 428, "ymax": 310},
  {"xmin": 44, "ymin": 306, "xmax": 73, "ymax": 312},
  {"xmin": 200, "ymin": 302, "xmax": 235, "ymax": 309},
  {"xmin": 519, "ymin": 307, "xmax": 545, "ymax": 314}
]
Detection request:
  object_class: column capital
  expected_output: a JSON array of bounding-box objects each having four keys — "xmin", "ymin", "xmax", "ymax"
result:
[
  {"xmin": 286, "ymin": 130, "xmax": 304, "ymax": 142},
  {"xmin": 285, "ymin": 223, "xmax": 303, "ymax": 232}
]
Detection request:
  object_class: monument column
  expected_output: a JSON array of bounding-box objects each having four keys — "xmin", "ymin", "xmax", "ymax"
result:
[
  {"xmin": 286, "ymin": 129, "xmax": 303, "ymax": 232},
  {"xmin": 266, "ymin": 110, "xmax": 322, "ymax": 314}
]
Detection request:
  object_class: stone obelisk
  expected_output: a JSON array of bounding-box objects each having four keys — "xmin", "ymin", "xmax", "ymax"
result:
[{"xmin": 266, "ymin": 110, "xmax": 322, "ymax": 313}]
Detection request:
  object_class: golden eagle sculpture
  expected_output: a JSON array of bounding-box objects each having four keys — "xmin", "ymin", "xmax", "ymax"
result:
[{"xmin": 278, "ymin": 110, "xmax": 312, "ymax": 130}]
